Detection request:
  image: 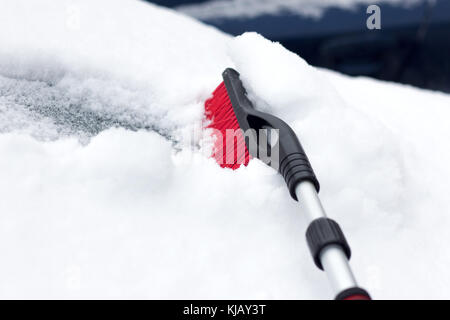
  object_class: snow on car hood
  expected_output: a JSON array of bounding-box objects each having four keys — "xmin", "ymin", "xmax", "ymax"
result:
[{"xmin": 0, "ymin": 0, "xmax": 449, "ymax": 299}]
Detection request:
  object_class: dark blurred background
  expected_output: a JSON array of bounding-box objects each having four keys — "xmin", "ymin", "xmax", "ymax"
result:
[{"xmin": 145, "ymin": 0, "xmax": 450, "ymax": 93}]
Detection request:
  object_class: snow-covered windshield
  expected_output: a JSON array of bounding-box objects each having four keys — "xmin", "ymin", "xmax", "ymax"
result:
[{"xmin": 0, "ymin": 0, "xmax": 449, "ymax": 299}]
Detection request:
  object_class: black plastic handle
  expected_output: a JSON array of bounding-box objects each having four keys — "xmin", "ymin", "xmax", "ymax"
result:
[{"xmin": 222, "ymin": 68, "xmax": 320, "ymax": 200}]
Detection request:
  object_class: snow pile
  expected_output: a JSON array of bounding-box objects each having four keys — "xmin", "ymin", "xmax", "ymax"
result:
[
  {"xmin": 0, "ymin": 0, "xmax": 450, "ymax": 299},
  {"xmin": 177, "ymin": 0, "xmax": 423, "ymax": 20}
]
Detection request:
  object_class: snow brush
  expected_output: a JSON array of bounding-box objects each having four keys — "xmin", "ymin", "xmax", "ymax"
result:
[{"xmin": 205, "ymin": 68, "xmax": 371, "ymax": 300}]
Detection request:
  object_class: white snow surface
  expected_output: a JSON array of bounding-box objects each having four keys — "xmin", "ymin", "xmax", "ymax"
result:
[
  {"xmin": 177, "ymin": 0, "xmax": 423, "ymax": 20},
  {"xmin": 0, "ymin": 0, "xmax": 450, "ymax": 299}
]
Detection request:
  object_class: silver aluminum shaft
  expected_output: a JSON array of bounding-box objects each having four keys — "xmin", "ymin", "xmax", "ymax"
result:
[{"xmin": 295, "ymin": 181, "xmax": 358, "ymax": 296}]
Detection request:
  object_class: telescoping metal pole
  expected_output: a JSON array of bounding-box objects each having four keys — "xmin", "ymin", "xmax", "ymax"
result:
[{"xmin": 295, "ymin": 181, "xmax": 371, "ymax": 300}]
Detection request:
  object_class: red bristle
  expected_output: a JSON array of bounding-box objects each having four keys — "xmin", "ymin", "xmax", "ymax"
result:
[{"xmin": 205, "ymin": 81, "xmax": 251, "ymax": 169}]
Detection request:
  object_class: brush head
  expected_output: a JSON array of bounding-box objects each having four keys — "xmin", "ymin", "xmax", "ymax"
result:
[
  {"xmin": 205, "ymin": 68, "xmax": 319, "ymax": 200},
  {"xmin": 204, "ymin": 82, "xmax": 250, "ymax": 169}
]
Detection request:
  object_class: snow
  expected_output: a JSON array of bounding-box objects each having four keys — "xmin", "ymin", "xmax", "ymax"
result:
[
  {"xmin": 0, "ymin": 0, "xmax": 450, "ymax": 299},
  {"xmin": 177, "ymin": 0, "xmax": 423, "ymax": 20}
]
